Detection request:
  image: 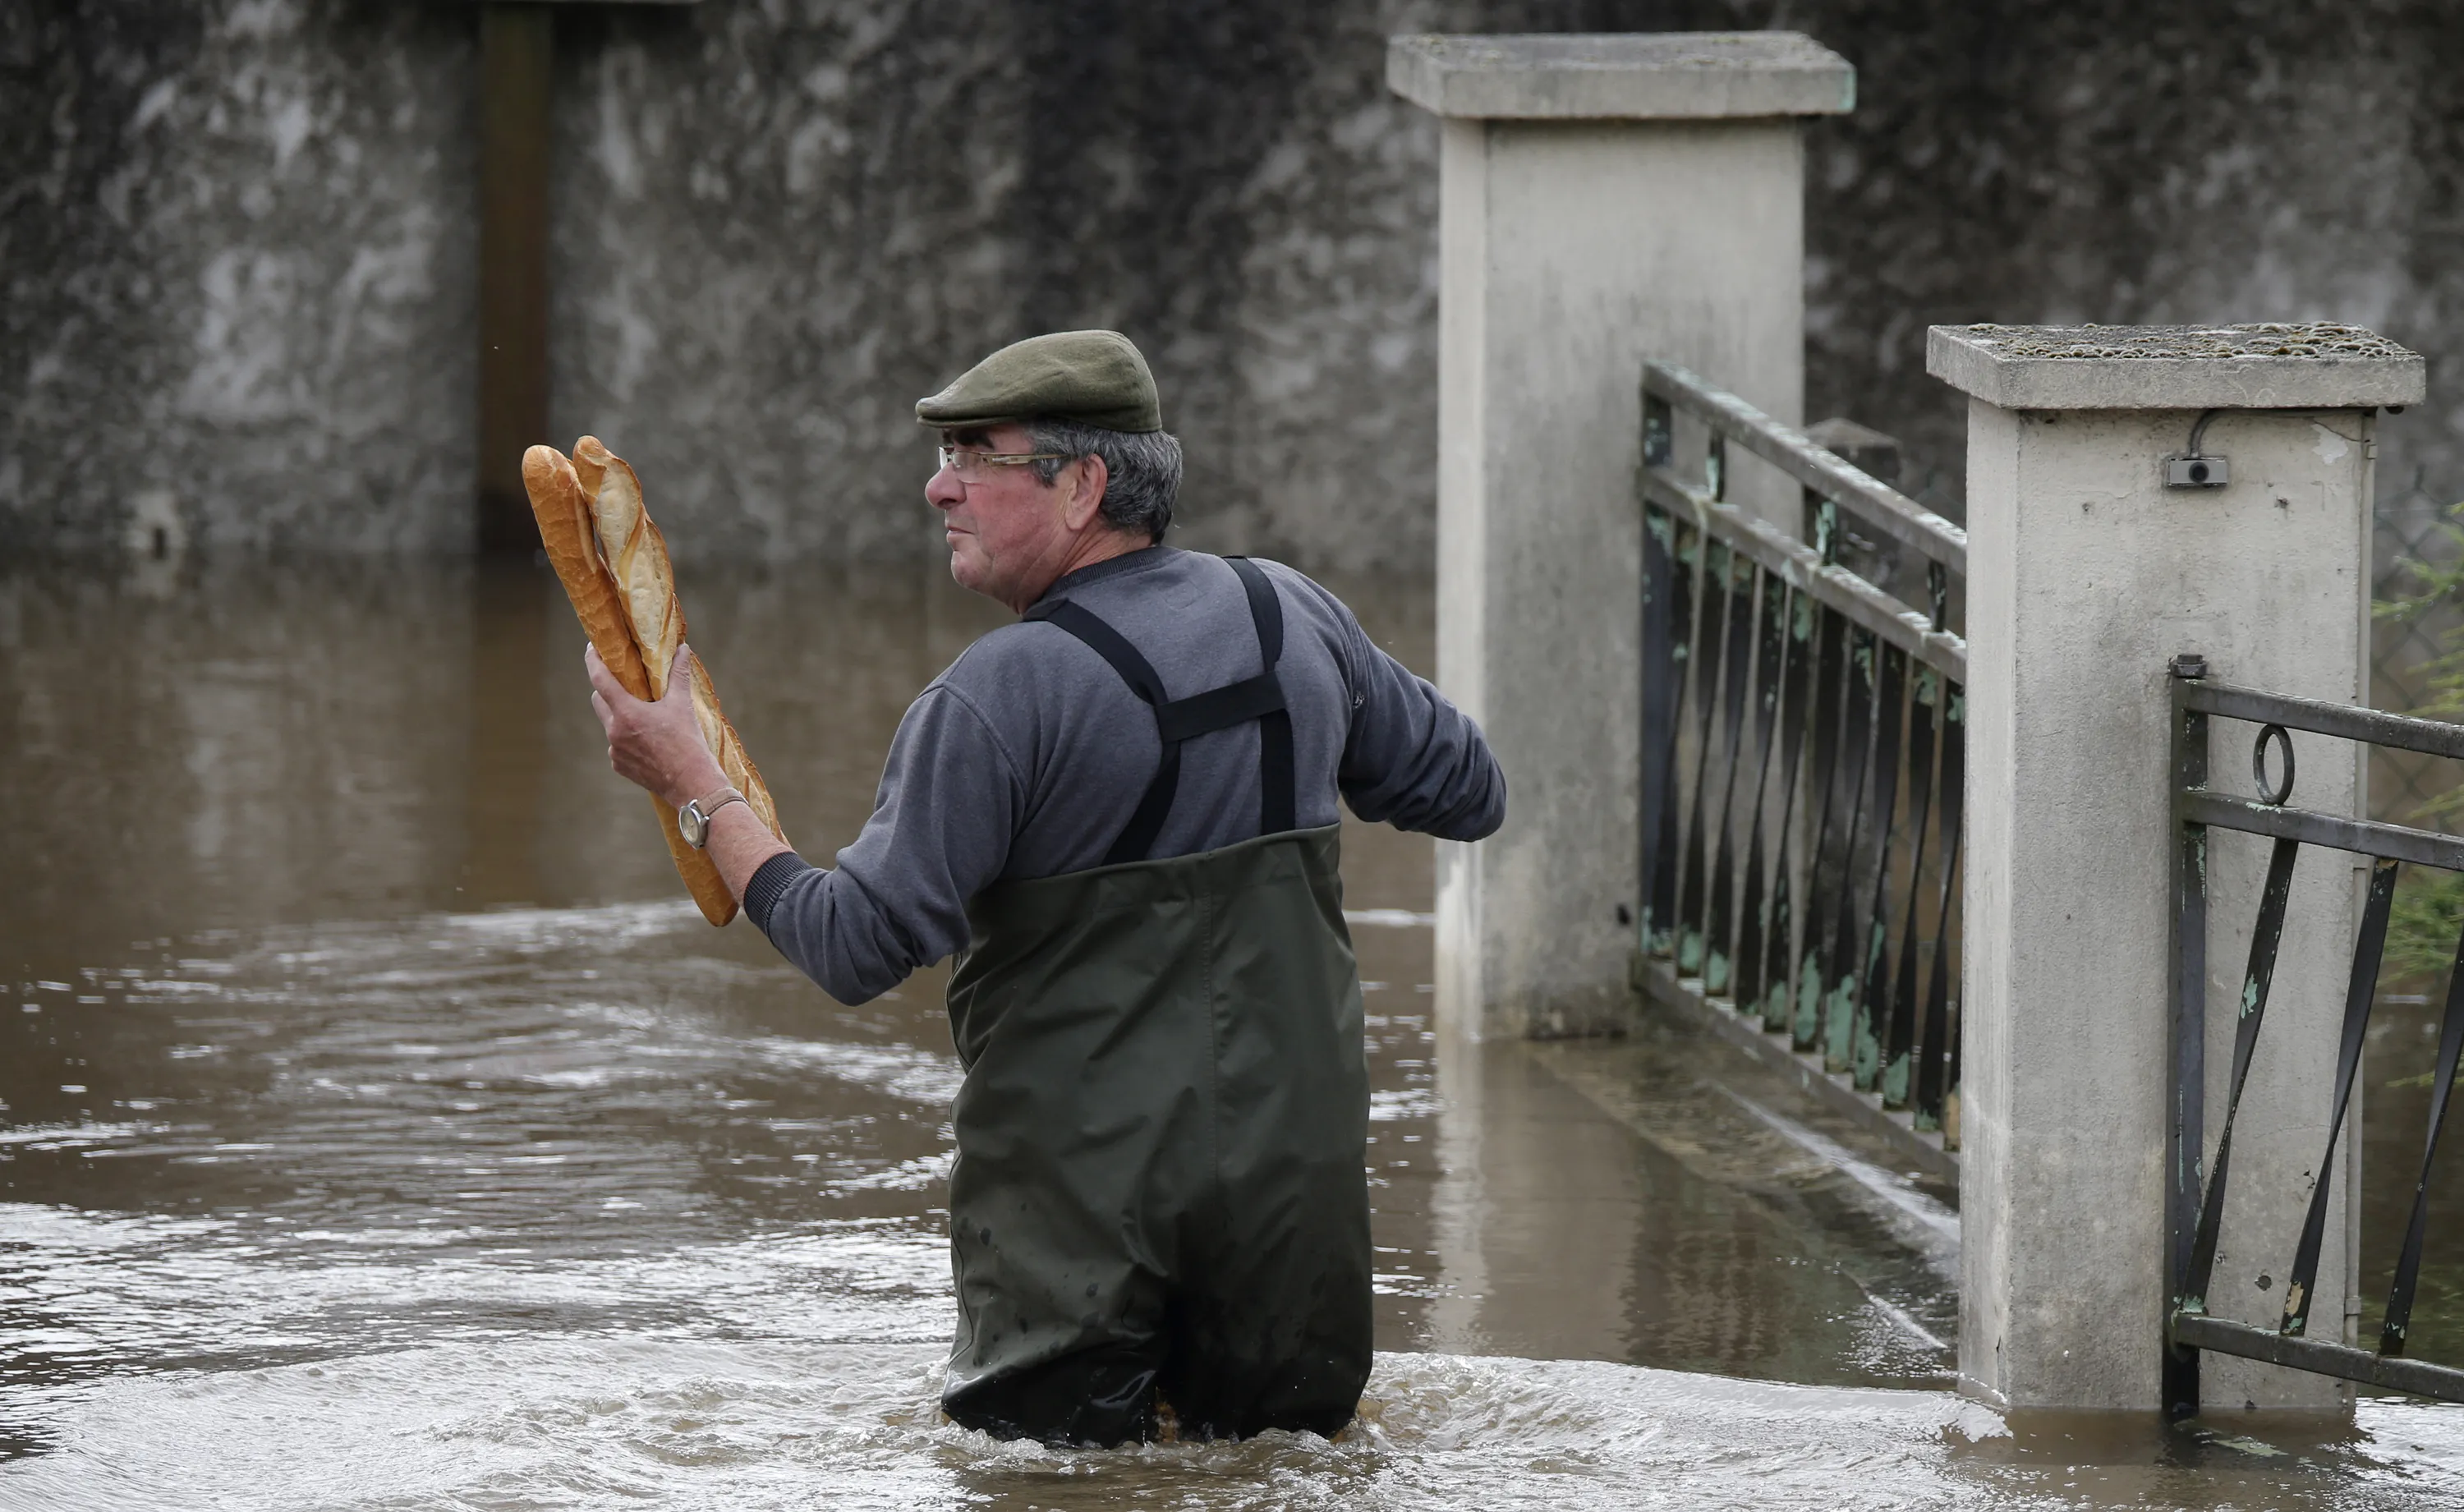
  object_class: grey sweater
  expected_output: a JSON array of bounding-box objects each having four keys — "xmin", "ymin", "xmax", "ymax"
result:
[{"xmin": 746, "ymin": 547, "xmax": 1505, "ymax": 1004}]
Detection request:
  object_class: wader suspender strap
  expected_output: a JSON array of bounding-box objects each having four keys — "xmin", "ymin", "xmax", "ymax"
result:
[{"xmin": 1024, "ymin": 557, "xmax": 1296, "ymax": 864}]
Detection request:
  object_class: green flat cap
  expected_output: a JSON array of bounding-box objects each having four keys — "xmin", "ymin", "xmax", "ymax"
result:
[{"xmin": 916, "ymin": 329, "xmax": 1162, "ymax": 434}]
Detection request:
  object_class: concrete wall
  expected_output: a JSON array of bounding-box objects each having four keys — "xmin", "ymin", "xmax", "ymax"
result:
[
  {"xmin": 9, "ymin": 1, "xmax": 2463, "ymax": 562},
  {"xmin": 546, "ymin": 0, "xmax": 1458, "ymax": 566},
  {"xmin": 1958, "ymin": 403, "xmax": 2374, "ymax": 1410},
  {"xmin": 2, "ymin": 0, "xmax": 478, "ymax": 554},
  {"xmin": 1790, "ymin": 0, "xmax": 2464, "ymax": 521},
  {"xmin": 1431, "ymin": 108, "xmax": 1821, "ymax": 1039},
  {"xmin": 1934, "ymin": 324, "xmax": 2420, "ymax": 1409}
]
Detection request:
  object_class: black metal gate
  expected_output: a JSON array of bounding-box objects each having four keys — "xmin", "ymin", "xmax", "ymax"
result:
[
  {"xmin": 1634, "ymin": 363, "xmax": 1968, "ymax": 1170},
  {"xmin": 2166, "ymin": 659, "xmax": 2464, "ymax": 1411}
]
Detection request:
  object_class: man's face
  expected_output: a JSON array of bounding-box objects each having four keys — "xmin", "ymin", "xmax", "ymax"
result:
[{"xmin": 927, "ymin": 423, "xmax": 1076, "ymax": 608}]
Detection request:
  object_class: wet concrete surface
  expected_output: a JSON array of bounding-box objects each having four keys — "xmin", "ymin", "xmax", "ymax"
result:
[{"xmin": 2, "ymin": 554, "xmax": 2461, "ymax": 1507}]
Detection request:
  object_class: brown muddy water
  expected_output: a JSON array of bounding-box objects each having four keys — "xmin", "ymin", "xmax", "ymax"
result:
[{"xmin": 2, "ymin": 554, "xmax": 2461, "ymax": 1510}]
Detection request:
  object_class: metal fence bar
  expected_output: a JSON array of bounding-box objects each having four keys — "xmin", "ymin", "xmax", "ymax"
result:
[
  {"xmin": 2181, "ymin": 792, "xmax": 2464, "ymax": 871},
  {"xmin": 1732, "ymin": 577, "xmax": 1791, "ymax": 1015},
  {"xmin": 2163, "ymin": 683, "xmax": 2213, "ymax": 1421},
  {"xmin": 2172, "ymin": 1313, "xmax": 2464, "ymax": 1401},
  {"xmin": 1704, "ymin": 549, "xmax": 1760, "ymax": 995},
  {"xmin": 1914, "ymin": 694, "xmax": 1964, "ymax": 1137},
  {"xmin": 1820, "ymin": 630, "xmax": 1881, "ymax": 1073},
  {"xmin": 2181, "ymin": 838, "xmax": 2298, "ymax": 1314},
  {"xmin": 1634, "ymin": 365, "xmax": 1965, "ymax": 1180},
  {"xmin": 1677, "ymin": 539, "xmax": 1734, "ymax": 977},
  {"xmin": 2168, "ymin": 664, "xmax": 2464, "ymax": 1408},
  {"xmin": 1639, "ymin": 511, "xmax": 1697, "ymax": 958},
  {"xmin": 2184, "ymin": 679, "xmax": 2464, "ymax": 761},
  {"xmin": 1882, "ymin": 667, "xmax": 1943, "ymax": 1109},
  {"xmin": 1642, "ymin": 363, "xmax": 1968, "ymax": 573},
  {"xmin": 1794, "ymin": 614, "xmax": 1853, "ymax": 1048},
  {"xmin": 1757, "ymin": 589, "xmax": 1818, "ymax": 1032},
  {"xmin": 2383, "ymin": 924, "xmax": 2464, "ymax": 1356},
  {"xmin": 2282, "ymin": 857, "xmax": 2397, "ymax": 1337},
  {"xmin": 1642, "ymin": 466, "xmax": 1966, "ymax": 682},
  {"xmin": 1850, "ymin": 644, "xmax": 1910, "ymax": 1091}
]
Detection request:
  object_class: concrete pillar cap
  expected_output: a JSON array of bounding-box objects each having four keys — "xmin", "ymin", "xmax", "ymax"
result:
[
  {"xmin": 1387, "ymin": 33, "xmax": 1854, "ymax": 120},
  {"xmin": 1927, "ymin": 323, "xmax": 2425, "ymax": 411}
]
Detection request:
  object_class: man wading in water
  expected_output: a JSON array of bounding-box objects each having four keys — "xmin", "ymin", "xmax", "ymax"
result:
[{"xmin": 586, "ymin": 330, "xmax": 1505, "ymax": 1445}]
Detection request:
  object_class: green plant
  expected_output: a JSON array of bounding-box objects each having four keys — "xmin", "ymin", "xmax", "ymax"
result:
[{"xmin": 2375, "ymin": 502, "xmax": 2464, "ymax": 981}]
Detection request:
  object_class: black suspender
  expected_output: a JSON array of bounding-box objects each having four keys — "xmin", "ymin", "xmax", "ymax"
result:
[
  {"xmin": 1230, "ymin": 558, "xmax": 1298, "ymax": 848},
  {"xmin": 1023, "ymin": 556, "xmax": 1298, "ymax": 865}
]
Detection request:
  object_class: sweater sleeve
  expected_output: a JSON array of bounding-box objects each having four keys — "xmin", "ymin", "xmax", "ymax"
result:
[
  {"xmin": 1294, "ymin": 574, "xmax": 1505, "ymax": 842},
  {"xmin": 750, "ymin": 682, "xmax": 1024, "ymax": 1004}
]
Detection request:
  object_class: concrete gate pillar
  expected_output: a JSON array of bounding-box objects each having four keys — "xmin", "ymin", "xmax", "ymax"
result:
[
  {"xmin": 1388, "ymin": 33, "xmax": 1854, "ymax": 1040},
  {"xmin": 1931, "ymin": 324, "xmax": 2425, "ymax": 1411}
]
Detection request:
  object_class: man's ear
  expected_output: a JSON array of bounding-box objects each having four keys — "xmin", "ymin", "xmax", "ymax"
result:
[{"xmin": 1064, "ymin": 453, "xmax": 1110, "ymax": 532}]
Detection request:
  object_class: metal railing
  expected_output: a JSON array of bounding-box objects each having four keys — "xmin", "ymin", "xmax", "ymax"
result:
[
  {"xmin": 1634, "ymin": 363, "xmax": 1969, "ymax": 1170},
  {"xmin": 2165, "ymin": 665, "xmax": 2464, "ymax": 1409}
]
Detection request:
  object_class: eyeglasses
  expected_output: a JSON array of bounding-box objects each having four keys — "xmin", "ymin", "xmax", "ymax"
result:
[{"xmin": 936, "ymin": 445, "xmax": 1069, "ymax": 481}]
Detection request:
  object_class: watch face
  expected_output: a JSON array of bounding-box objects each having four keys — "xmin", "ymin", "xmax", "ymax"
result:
[{"xmin": 677, "ymin": 802, "xmax": 705, "ymax": 848}]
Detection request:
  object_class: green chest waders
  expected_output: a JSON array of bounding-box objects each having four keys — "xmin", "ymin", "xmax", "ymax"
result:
[{"xmin": 940, "ymin": 558, "xmax": 1372, "ymax": 1445}]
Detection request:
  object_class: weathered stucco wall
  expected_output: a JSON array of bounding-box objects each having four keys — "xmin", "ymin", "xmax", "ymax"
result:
[
  {"xmin": 1786, "ymin": 0, "xmax": 2464, "ymax": 520},
  {"xmin": 7, "ymin": 1, "xmax": 2462, "ymax": 563},
  {"xmin": 544, "ymin": 0, "xmax": 1467, "ymax": 566},
  {"xmin": 2, "ymin": 0, "xmax": 478, "ymax": 554}
]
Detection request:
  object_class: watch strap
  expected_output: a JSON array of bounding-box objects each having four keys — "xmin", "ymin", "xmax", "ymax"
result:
[
  {"xmin": 681, "ymin": 785, "xmax": 747, "ymax": 848},
  {"xmin": 691, "ymin": 784, "xmax": 746, "ymax": 820}
]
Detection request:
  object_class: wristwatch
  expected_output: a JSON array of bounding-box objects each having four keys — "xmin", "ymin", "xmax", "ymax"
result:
[{"xmin": 677, "ymin": 784, "xmax": 747, "ymax": 849}]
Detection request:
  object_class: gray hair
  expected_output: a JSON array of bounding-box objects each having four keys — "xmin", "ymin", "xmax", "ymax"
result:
[{"xmin": 1026, "ymin": 419, "xmax": 1183, "ymax": 542}]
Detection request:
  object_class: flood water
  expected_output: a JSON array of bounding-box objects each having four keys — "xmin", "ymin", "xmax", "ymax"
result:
[{"xmin": 4, "ymin": 554, "xmax": 2462, "ymax": 1509}]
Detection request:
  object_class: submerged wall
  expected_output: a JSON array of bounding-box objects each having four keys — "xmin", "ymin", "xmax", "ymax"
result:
[{"xmin": 7, "ymin": 1, "xmax": 2462, "ymax": 564}]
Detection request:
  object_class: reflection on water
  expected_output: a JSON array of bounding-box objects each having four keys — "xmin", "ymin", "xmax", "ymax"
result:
[{"xmin": 3, "ymin": 556, "xmax": 2462, "ymax": 1507}]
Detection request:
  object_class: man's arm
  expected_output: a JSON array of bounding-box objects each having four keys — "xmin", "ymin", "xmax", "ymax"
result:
[
  {"xmin": 585, "ymin": 643, "xmax": 789, "ymax": 898},
  {"xmin": 590, "ymin": 638, "xmax": 1023, "ymax": 1004},
  {"xmin": 745, "ymin": 682, "xmax": 1023, "ymax": 1003},
  {"xmin": 1304, "ymin": 586, "xmax": 1505, "ymax": 841}
]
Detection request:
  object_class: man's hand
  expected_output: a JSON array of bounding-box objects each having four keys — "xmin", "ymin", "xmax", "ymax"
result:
[{"xmin": 586, "ymin": 643, "xmax": 728, "ymax": 809}]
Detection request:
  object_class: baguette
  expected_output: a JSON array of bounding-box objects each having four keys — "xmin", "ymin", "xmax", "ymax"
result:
[
  {"xmin": 571, "ymin": 436, "xmax": 786, "ymax": 855},
  {"xmin": 521, "ymin": 442, "xmax": 782, "ymax": 926},
  {"xmin": 523, "ymin": 446, "xmax": 648, "ymax": 696}
]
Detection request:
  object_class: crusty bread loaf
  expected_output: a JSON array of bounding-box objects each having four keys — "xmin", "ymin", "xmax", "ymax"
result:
[
  {"xmin": 523, "ymin": 441, "xmax": 782, "ymax": 927},
  {"xmin": 524, "ymin": 446, "xmax": 649, "ymax": 696},
  {"xmin": 571, "ymin": 437, "xmax": 785, "ymax": 851},
  {"xmin": 525, "ymin": 443, "xmax": 733, "ymax": 925}
]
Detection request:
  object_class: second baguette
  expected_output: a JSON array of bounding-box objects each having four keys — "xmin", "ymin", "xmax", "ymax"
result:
[
  {"xmin": 572, "ymin": 435, "xmax": 786, "ymax": 847},
  {"xmin": 523, "ymin": 444, "xmax": 737, "ymax": 926},
  {"xmin": 525, "ymin": 443, "xmax": 734, "ymax": 931}
]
